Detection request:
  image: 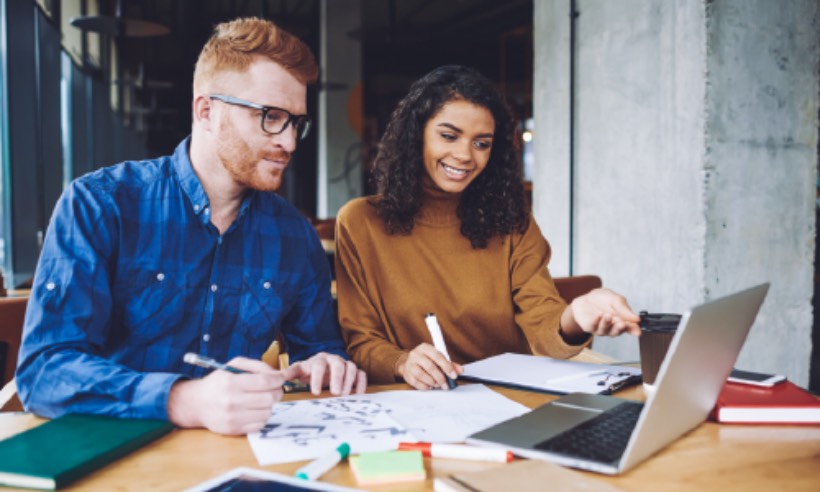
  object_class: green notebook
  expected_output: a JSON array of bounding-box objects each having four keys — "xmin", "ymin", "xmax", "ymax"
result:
[{"xmin": 0, "ymin": 413, "xmax": 174, "ymax": 490}]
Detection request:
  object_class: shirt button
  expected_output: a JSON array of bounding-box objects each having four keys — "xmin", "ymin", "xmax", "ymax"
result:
[
  {"xmin": 263, "ymin": 281, "xmax": 271, "ymax": 289},
  {"xmin": 156, "ymin": 272, "xmax": 165, "ymax": 281},
  {"xmin": 210, "ymin": 284, "xmax": 218, "ymax": 292},
  {"xmin": 202, "ymin": 334, "xmax": 210, "ymax": 342},
  {"xmin": 193, "ymin": 204, "xmax": 201, "ymax": 212},
  {"xmin": 204, "ymin": 208, "xmax": 210, "ymax": 215},
  {"xmin": 45, "ymin": 282, "xmax": 56, "ymax": 291}
]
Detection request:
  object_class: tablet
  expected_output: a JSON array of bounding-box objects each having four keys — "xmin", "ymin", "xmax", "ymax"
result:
[{"xmin": 185, "ymin": 467, "xmax": 363, "ymax": 492}]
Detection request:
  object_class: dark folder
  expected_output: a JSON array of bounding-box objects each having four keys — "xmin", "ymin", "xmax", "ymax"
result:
[{"xmin": 0, "ymin": 413, "xmax": 174, "ymax": 490}]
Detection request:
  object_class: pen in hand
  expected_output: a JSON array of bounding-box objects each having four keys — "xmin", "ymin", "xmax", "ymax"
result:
[
  {"xmin": 182, "ymin": 352, "xmax": 308, "ymax": 392},
  {"xmin": 424, "ymin": 314, "xmax": 458, "ymax": 389},
  {"xmin": 183, "ymin": 352, "xmax": 247, "ymax": 374}
]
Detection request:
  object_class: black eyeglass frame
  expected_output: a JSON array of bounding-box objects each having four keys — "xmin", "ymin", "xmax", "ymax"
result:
[{"xmin": 208, "ymin": 94, "xmax": 312, "ymax": 140}]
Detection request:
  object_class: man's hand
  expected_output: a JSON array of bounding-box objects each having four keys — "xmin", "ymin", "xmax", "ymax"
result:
[
  {"xmin": 395, "ymin": 343, "xmax": 464, "ymax": 391},
  {"xmin": 283, "ymin": 352, "xmax": 367, "ymax": 396},
  {"xmin": 561, "ymin": 288, "xmax": 642, "ymax": 341},
  {"xmin": 167, "ymin": 357, "xmax": 288, "ymax": 435}
]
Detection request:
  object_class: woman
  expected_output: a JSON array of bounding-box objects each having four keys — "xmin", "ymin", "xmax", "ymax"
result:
[{"xmin": 336, "ymin": 65, "xmax": 640, "ymax": 390}]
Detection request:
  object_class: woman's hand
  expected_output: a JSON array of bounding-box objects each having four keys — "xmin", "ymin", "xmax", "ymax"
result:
[
  {"xmin": 561, "ymin": 288, "xmax": 642, "ymax": 341},
  {"xmin": 395, "ymin": 343, "xmax": 464, "ymax": 390}
]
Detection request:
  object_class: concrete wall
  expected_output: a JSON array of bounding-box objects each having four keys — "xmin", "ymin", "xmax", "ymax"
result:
[
  {"xmin": 318, "ymin": 0, "xmax": 363, "ymax": 218},
  {"xmin": 533, "ymin": 0, "xmax": 818, "ymax": 385}
]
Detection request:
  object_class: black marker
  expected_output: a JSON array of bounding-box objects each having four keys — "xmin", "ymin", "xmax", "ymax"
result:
[{"xmin": 182, "ymin": 352, "xmax": 308, "ymax": 392}]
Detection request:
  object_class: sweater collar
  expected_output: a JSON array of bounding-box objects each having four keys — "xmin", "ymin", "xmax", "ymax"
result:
[{"xmin": 416, "ymin": 176, "xmax": 461, "ymax": 227}]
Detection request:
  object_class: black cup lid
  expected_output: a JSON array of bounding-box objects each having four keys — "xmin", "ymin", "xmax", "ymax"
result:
[{"xmin": 639, "ymin": 311, "xmax": 681, "ymax": 332}]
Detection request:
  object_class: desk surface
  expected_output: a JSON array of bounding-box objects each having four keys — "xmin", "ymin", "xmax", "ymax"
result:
[{"xmin": 2, "ymin": 384, "xmax": 819, "ymax": 491}]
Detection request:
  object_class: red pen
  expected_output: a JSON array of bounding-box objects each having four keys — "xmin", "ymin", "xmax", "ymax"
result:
[{"xmin": 398, "ymin": 442, "xmax": 514, "ymax": 463}]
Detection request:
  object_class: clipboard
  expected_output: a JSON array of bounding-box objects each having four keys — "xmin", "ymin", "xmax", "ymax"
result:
[{"xmin": 460, "ymin": 352, "xmax": 642, "ymax": 395}]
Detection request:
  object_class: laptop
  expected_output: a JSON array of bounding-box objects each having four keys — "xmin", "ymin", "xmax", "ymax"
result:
[{"xmin": 467, "ymin": 283, "xmax": 770, "ymax": 475}]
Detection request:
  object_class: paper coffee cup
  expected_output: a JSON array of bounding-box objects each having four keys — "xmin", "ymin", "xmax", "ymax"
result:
[{"xmin": 638, "ymin": 312, "xmax": 681, "ymax": 391}]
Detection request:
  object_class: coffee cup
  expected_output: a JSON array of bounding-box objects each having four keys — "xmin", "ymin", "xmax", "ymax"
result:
[{"xmin": 638, "ymin": 311, "xmax": 681, "ymax": 393}]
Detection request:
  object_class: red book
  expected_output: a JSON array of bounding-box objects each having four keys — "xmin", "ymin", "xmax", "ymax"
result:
[{"xmin": 712, "ymin": 380, "xmax": 820, "ymax": 424}]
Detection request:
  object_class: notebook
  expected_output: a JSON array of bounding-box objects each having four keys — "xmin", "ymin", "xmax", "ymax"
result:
[
  {"xmin": 433, "ymin": 459, "xmax": 621, "ymax": 492},
  {"xmin": 0, "ymin": 413, "xmax": 174, "ymax": 490},
  {"xmin": 467, "ymin": 283, "xmax": 769, "ymax": 475},
  {"xmin": 712, "ymin": 380, "xmax": 820, "ymax": 424},
  {"xmin": 461, "ymin": 353, "xmax": 641, "ymax": 395}
]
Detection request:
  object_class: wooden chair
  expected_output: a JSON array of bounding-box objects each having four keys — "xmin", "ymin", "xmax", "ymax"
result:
[
  {"xmin": 312, "ymin": 218, "xmax": 336, "ymax": 241},
  {"xmin": 553, "ymin": 274, "xmax": 602, "ymax": 304},
  {"xmin": 553, "ymin": 275, "xmax": 607, "ymax": 361},
  {"xmin": 0, "ymin": 296, "xmax": 27, "ymax": 412},
  {"xmin": 312, "ymin": 218, "xmax": 337, "ymax": 279}
]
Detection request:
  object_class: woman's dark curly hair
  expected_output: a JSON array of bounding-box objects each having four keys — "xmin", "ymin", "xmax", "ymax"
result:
[{"xmin": 371, "ymin": 64, "xmax": 528, "ymax": 248}]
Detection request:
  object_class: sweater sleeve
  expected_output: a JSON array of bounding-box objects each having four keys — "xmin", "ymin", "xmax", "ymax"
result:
[
  {"xmin": 335, "ymin": 202, "xmax": 406, "ymax": 383},
  {"xmin": 510, "ymin": 216, "xmax": 590, "ymax": 358}
]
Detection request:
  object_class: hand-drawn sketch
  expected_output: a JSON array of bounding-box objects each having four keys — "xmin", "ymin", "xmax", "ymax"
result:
[
  {"xmin": 357, "ymin": 384, "xmax": 531, "ymax": 443},
  {"xmin": 247, "ymin": 384, "xmax": 529, "ymax": 465},
  {"xmin": 248, "ymin": 397, "xmax": 417, "ymax": 465}
]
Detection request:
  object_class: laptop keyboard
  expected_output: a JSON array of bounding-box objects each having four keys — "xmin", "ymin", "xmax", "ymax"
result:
[{"xmin": 534, "ymin": 400, "xmax": 645, "ymax": 464}]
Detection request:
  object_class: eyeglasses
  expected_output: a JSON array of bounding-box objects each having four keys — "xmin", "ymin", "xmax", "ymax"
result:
[{"xmin": 208, "ymin": 94, "xmax": 312, "ymax": 140}]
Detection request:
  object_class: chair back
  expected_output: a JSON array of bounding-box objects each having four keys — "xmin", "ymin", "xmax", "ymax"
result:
[
  {"xmin": 553, "ymin": 275, "xmax": 602, "ymax": 304},
  {"xmin": 313, "ymin": 218, "xmax": 336, "ymax": 241},
  {"xmin": 0, "ymin": 296, "xmax": 27, "ymax": 387},
  {"xmin": 554, "ymin": 275, "xmax": 602, "ymax": 352}
]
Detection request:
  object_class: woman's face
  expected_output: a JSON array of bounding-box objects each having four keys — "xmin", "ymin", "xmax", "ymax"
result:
[{"xmin": 422, "ymin": 99, "xmax": 495, "ymax": 194}]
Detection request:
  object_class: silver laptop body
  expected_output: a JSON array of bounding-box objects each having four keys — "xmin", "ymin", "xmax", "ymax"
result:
[{"xmin": 467, "ymin": 283, "xmax": 770, "ymax": 475}]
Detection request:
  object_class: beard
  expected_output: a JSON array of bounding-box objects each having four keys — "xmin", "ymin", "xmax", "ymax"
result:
[{"xmin": 216, "ymin": 117, "xmax": 291, "ymax": 192}]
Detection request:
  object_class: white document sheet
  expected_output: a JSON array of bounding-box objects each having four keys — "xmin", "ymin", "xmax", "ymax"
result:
[
  {"xmin": 363, "ymin": 384, "xmax": 530, "ymax": 443},
  {"xmin": 247, "ymin": 384, "xmax": 529, "ymax": 465},
  {"xmin": 461, "ymin": 352, "xmax": 641, "ymax": 394},
  {"xmin": 247, "ymin": 395, "xmax": 416, "ymax": 465}
]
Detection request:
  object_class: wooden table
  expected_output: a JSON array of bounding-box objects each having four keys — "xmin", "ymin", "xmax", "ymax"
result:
[{"xmin": 1, "ymin": 383, "xmax": 819, "ymax": 491}]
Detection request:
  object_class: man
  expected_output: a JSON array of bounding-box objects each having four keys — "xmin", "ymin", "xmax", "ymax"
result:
[{"xmin": 16, "ymin": 17, "xmax": 366, "ymax": 435}]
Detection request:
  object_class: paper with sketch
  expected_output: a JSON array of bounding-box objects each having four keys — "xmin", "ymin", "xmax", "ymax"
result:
[
  {"xmin": 461, "ymin": 352, "xmax": 641, "ymax": 395},
  {"xmin": 247, "ymin": 384, "xmax": 529, "ymax": 465},
  {"xmin": 248, "ymin": 396, "xmax": 416, "ymax": 465},
  {"xmin": 362, "ymin": 384, "xmax": 530, "ymax": 443}
]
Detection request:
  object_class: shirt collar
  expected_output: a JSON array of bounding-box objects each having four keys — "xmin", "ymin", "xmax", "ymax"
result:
[
  {"xmin": 172, "ymin": 137, "xmax": 256, "ymax": 226},
  {"xmin": 173, "ymin": 137, "xmax": 210, "ymax": 224}
]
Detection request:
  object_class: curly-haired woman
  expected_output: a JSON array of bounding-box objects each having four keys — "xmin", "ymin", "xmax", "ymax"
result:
[{"xmin": 335, "ymin": 65, "xmax": 640, "ymax": 390}]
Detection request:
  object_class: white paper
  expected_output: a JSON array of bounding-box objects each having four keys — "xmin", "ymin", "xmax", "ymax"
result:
[
  {"xmin": 461, "ymin": 353, "xmax": 641, "ymax": 394},
  {"xmin": 247, "ymin": 384, "xmax": 529, "ymax": 465},
  {"xmin": 363, "ymin": 384, "xmax": 530, "ymax": 442},
  {"xmin": 248, "ymin": 396, "xmax": 416, "ymax": 465}
]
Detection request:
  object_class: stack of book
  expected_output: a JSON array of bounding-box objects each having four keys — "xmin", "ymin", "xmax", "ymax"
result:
[{"xmin": 711, "ymin": 380, "xmax": 820, "ymax": 424}]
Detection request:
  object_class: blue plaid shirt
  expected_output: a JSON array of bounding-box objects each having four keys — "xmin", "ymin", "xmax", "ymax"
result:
[{"xmin": 16, "ymin": 138, "xmax": 346, "ymax": 419}]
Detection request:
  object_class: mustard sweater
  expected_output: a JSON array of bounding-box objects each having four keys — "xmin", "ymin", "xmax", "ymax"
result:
[{"xmin": 335, "ymin": 186, "xmax": 586, "ymax": 384}]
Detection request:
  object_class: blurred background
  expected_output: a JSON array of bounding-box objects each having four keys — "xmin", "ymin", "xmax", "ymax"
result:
[{"xmin": 0, "ymin": 0, "xmax": 817, "ymax": 392}]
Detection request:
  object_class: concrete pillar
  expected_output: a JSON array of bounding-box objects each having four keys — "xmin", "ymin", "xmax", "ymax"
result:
[
  {"xmin": 533, "ymin": 0, "xmax": 818, "ymax": 385},
  {"xmin": 318, "ymin": 0, "xmax": 363, "ymax": 218}
]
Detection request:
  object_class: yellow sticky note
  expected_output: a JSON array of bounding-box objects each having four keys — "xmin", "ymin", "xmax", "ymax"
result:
[{"xmin": 349, "ymin": 450, "xmax": 426, "ymax": 485}]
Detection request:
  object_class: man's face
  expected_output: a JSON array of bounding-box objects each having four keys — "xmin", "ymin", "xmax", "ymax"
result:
[{"xmin": 211, "ymin": 57, "xmax": 307, "ymax": 192}]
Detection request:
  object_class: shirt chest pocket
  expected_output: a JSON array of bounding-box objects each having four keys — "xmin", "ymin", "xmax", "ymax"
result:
[
  {"xmin": 113, "ymin": 270, "xmax": 187, "ymax": 343},
  {"xmin": 234, "ymin": 276, "xmax": 294, "ymax": 342}
]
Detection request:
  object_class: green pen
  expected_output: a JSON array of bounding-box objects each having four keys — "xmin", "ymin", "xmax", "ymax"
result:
[{"xmin": 295, "ymin": 442, "xmax": 351, "ymax": 480}]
